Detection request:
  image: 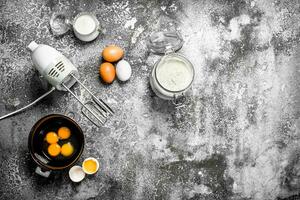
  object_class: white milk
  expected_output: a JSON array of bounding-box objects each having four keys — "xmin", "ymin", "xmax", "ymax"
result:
[
  {"xmin": 73, "ymin": 15, "xmax": 96, "ymax": 35},
  {"xmin": 156, "ymin": 56, "xmax": 193, "ymax": 91}
]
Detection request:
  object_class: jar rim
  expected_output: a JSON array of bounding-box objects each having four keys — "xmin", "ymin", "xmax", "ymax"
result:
[
  {"xmin": 73, "ymin": 12, "xmax": 99, "ymax": 36},
  {"xmin": 154, "ymin": 53, "xmax": 195, "ymax": 93}
]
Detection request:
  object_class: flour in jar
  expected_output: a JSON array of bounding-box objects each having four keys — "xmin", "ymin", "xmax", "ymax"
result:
[{"xmin": 156, "ymin": 56, "xmax": 194, "ymax": 91}]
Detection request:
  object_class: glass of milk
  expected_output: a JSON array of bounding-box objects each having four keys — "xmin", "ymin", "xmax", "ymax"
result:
[
  {"xmin": 50, "ymin": 12, "xmax": 101, "ymax": 42},
  {"xmin": 148, "ymin": 32, "xmax": 195, "ymax": 104}
]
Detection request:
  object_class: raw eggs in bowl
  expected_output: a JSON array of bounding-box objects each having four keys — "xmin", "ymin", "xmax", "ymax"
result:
[{"xmin": 28, "ymin": 114, "xmax": 84, "ymax": 171}]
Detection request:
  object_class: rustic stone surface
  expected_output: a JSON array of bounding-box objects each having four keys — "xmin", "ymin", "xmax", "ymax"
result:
[{"xmin": 0, "ymin": 0, "xmax": 300, "ymax": 199}]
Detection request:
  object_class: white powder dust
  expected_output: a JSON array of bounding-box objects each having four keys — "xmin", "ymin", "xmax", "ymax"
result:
[
  {"xmin": 228, "ymin": 14, "xmax": 251, "ymax": 40},
  {"xmin": 124, "ymin": 17, "xmax": 137, "ymax": 29}
]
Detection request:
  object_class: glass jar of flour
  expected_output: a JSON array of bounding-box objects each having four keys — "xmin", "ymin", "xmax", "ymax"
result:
[{"xmin": 147, "ymin": 32, "xmax": 194, "ymax": 104}]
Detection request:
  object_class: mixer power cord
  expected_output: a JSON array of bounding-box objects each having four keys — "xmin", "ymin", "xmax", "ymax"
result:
[{"xmin": 0, "ymin": 87, "xmax": 56, "ymax": 121}]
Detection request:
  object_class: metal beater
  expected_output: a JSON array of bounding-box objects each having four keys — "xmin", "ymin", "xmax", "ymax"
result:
[{"xmin": 0, "ymin": 41, "xmax": 113, "ymax": 126}]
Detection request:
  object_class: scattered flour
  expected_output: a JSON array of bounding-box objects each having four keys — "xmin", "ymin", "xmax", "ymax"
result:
[
  {"xmin": 228, "ymin": 14, "xmax": 251, "ymax": 40},
  {"xmin": 124, "ymin": 17, "xmax": 137, "ymax": 29},
  {"xmin": 131, "ymin": 25, "xmax": 145, "ymax": 44}
]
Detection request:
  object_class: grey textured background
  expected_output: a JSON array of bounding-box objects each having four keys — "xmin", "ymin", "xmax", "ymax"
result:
[{"xmin": 0, "ymin": 0, "xmax": 300, "ymax": 199}]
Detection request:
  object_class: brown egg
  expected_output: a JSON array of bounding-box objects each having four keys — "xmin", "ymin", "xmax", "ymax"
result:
[
  {"xmin": 99, "ymin": 62, "xmax": 116, "ymax": 83},
  {"xmin": 102, "ymin": 45, "xmax": 124, "ymax": 62}
]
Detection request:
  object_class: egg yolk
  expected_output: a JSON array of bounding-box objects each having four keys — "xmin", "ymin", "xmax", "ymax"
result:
[
  {"xmin": 61, "ymin": 142, "xmax": 74, "ymax": 157},
  {"xmin": 58, "ymin": 127, "xmax": 71, "ymax": 139},
  {"xmin": 45, "ymin": 132, "xmax": 59, "ymax": 144},
  {"xmin": 83, "ymin": 159, "xmax": 98, "ymax": 173},
  {"xmin": 48, "ymin": 143, "xmax": 61, "ymax": 157}
]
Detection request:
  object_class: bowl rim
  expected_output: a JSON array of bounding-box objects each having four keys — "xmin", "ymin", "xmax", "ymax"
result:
[{"xmin": 28, "ymin": 114, "xmax": 84, "ymax": 170}]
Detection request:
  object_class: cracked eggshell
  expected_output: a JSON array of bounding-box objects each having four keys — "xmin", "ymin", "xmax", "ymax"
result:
[
  {"xmin": 69, "ymin": 166, "xmax": 85, "ymax": 182},
  {"xmin": 116, "ymin": 60, "xmax": 132, "ymax": 82}
]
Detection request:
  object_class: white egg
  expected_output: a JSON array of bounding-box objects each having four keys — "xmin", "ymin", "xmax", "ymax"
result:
[{"xmin": 116, "ymin": 60, "xmax": 132, "ymax": 82}]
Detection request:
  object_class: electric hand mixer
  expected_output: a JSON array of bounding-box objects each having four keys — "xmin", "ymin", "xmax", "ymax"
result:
[{"xmin": 0, "ymin": 41, "xmax": 113, "ymax": 126}]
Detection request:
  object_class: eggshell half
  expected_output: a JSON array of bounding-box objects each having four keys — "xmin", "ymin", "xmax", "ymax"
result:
[
  {"xmin": 69, "ymin": 166, "xmax": 85, "ymax": 182},
  {"xmin": 82, "ymin": 157, "xmax": 100, "ymax": 175}
]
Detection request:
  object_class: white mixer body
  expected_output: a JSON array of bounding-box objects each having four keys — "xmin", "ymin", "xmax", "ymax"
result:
[
  {"xmin": 28, "ymin": 41, "xmax": 79, "ymax": 91},
  {"xmin": 0, "ymin": 41, "xmax": 113, "ymax": 125}
]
